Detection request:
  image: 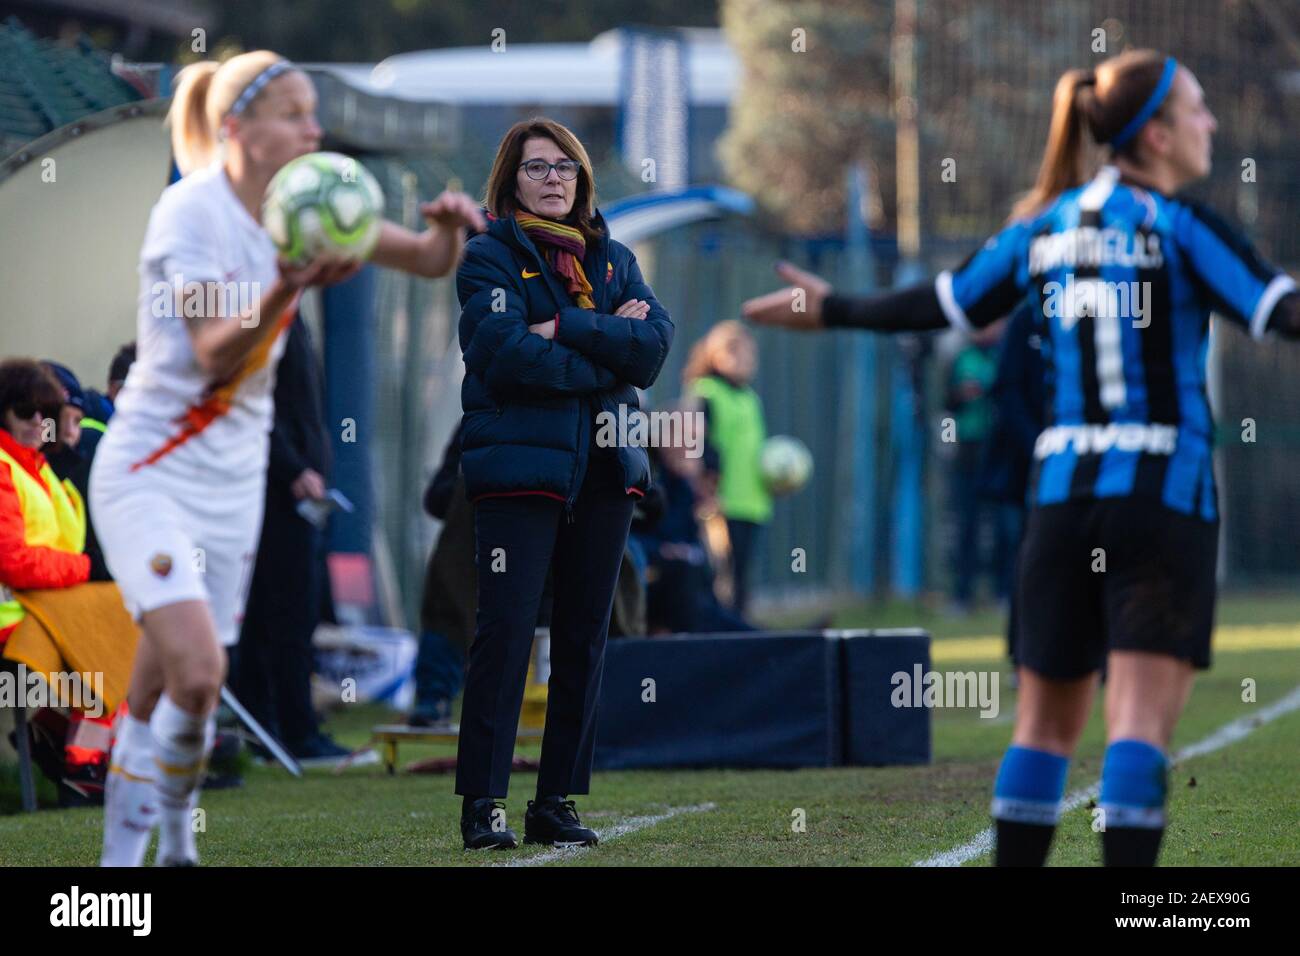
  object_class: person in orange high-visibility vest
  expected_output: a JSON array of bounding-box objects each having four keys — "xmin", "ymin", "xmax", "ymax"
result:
[
  {"xmin": 0, "ymin": 358, "xmax": 116, "ymax": 801},
  {"xmin": 0, "ymin": 359, "xmax": 103, "ymax": 645}
]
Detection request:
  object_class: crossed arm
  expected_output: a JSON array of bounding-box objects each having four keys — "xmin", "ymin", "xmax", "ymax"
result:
[{"xmin": 458, "ymin": 246, "xmax": 674, "ymax": 398}]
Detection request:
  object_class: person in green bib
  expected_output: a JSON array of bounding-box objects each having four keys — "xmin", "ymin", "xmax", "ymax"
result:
[{"xmin": 684, "ymin": 320, "xmax": 771, "ymax": 615}]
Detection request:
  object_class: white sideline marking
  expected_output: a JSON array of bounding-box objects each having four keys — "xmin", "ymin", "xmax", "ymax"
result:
[
  {"xmin": 496, "ymin": 802, "xmax": 717, "ymax": 867},
  {"xmin": 913, "ymin": 684, "xmax": 1300, "ymax": 867}
]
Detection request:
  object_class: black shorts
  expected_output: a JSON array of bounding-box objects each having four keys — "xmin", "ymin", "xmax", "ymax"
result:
[{"xmin": 1016, "ymin": 497, "xmax": 1218, "ymax": 679}]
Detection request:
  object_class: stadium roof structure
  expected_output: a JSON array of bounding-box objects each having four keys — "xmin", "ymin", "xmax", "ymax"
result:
[
  {"xmin": 324, "ymin": 28, "xmax": 737, "ymax": 107},
  {"xmin": 604, "ymin": 185, "xmax": 756, "ymax": 245},
  {"xmin": 20, "ymin": 0, "xmax": 207, "ymax": 37},
  {"xmin": 0, "ymin": 17, "xmax": 147, "ymax": 156}
]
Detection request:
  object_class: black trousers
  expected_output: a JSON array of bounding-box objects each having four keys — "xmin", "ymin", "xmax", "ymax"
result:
[
  {"xmin": 455, "ymin": 457, "xmax": 634, "ymax": 798},
  {"xmin": 725, "ymin": 518, "xmax": 762, "ymax": 615},
  {"xmin": 234, "ymin": 491, "xmax": 323, "ymax": 748}
]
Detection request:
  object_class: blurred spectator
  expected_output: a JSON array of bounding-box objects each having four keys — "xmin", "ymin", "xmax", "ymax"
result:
[
  {"xmin": 106, "ymin": 343, "xmax": 135, "ymax": 402},
  {"xmin": 77, "ymin": 342, "xmax": 135, "ymax": 461},
  {"xmin": 944, "ymin": 321, "xmax": 1016, "ymax": 612},
  {"xmin": 979, "ymin": 303, "xmax": 1046, "ymax": 660},
  {"xmin": 41, "ymin": 356, "xmax": 130, "ymax": 586},
  {"xmin": 633, "ymin": 430, "xmax": 755, "ymax": 635},
  {"xmin": 233, "ymin": 315, "xmax": 346, "ymax": 765},
  {"xmin": 0, "ymin": 359, "xmax": 100, "ymax": 641},
  {"xmin": 411, "ymin": 422, "xmax": 474, "ymax": 727},
  {"xmin": 607, "ymin": 541, "xmax": 647, "ymax": 638},
  {"xmin": 683, "ymin": 320, "xmax": 771, "ymax": 615},
  {"xmin": 39, "ymin": 361, "xmax": 87, "ymax": 487},
  {"xmin": 0, "ymin": 358, "xmax": 112, "ymax": 800}
]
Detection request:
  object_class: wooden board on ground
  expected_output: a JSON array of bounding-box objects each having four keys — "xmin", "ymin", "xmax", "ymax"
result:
[{"xmin": 365, "ymin": 724, "xmax": 544, "ymax": 775}]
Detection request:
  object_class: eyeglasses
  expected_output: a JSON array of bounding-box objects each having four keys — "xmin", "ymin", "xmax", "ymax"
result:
[
  {"xmin": 8, "ymin": 402, "xmax": 42, "ymax": 421},
  {"xmin": 519, "ymin": 159, "xmax": 580, "ymax": 181}
]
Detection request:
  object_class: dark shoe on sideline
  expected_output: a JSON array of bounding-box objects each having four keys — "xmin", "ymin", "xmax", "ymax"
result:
[
  {"xmin": 524, "ymin": 797, "xmax": 598, "ymax": 847},
  {"xmin": 461, "ymin": 799, "xmax": 518, "ymax": 850},
  {"xmin": 289, "ymin": 734, "xmax": 351, "ymax": 768},
  {"xmin": 408, "ymin": 699, "xmax": 453, "ymax": 729}
]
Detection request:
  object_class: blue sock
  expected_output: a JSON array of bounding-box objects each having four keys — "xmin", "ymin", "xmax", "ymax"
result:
[
  {"xmin": 991, "ymin": 746, "xmax": 1069, "ymax": 866},
  {"xmin": 1098, "ymin": 739, "xmax": 1168, "ymax": 868},
  {"xmin": 1099, "ymin": 739, "xmax": 1167, "ymax": 828},
  {"xmin": 992, "ymin": 745, "xmax": 1070, "ymax": 825}
]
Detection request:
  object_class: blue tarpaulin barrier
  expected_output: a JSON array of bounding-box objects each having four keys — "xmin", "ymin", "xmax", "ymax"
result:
[
  {"xmin": 594, "ymin": 632, "xmax": 841, "ymax": 770},
  {"xmin": 594, "ymin": 629, "xmax": 932, "ymax": 770},
  {"xmin": 837, "ymin": 629, "xmax": 932, "ymax": 766}
]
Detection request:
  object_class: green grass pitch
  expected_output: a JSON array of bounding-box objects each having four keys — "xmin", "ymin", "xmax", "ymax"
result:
[{"xmin": 2, "ymin": 594, "xmax": 1297, "ymax": 866}]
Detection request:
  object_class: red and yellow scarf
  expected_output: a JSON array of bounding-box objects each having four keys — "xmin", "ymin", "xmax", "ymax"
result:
[{"xmin": 516, "ymin": 213, "xmax": 594, "ymax": 308}]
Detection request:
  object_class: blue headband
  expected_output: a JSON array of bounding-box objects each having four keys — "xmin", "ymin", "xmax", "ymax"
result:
[
  {"xmin": 228, "ymin": 60, "xmax": 294, "ymax": 117},
  {"xmin": 1109, "ymin": 57, "xmax": 1178, "ymax": 150}
]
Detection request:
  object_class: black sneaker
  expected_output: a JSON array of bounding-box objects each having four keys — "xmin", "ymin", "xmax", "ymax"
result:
[
  {"xmin": 289, "ymin": 733, "xmax": 352, "ymax": 768},
  {"xmin": 524, "ymin": 797, "xmax": 599, "ymax": 847},
  {"xmin": 409, "ymin": 698, "xmax": 453, "ymax": 728},
  {"xmin": 461, "ymin": 799, "xmax": 518, "ymax": 850}
]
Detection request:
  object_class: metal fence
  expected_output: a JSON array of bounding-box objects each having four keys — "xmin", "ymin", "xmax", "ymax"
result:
[{"xmin": 358, "ymin": 1, "xmax": 1300, "ymax": 626}]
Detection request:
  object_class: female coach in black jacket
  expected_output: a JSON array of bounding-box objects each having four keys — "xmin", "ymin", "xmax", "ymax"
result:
[{"xmin": 454, "ymin": 117, "xmax": 673, "ymax": 849}]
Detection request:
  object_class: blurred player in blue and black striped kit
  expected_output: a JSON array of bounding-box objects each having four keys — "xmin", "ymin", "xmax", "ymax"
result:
[{"xmin": 744, "ymin": 48, "xmax": 1300, "ymax": 866}]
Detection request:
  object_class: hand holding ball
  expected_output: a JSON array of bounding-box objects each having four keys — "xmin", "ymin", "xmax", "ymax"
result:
[{"xmin": 263, "ymin": 152, "xmax": 384, "ymax": 268}]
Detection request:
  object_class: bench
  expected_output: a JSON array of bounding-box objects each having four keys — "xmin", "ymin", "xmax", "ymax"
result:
[
  {"xmin": 0, "ymin": 659, "xmax": 38, "ymax": 811},
  {"xmin": 366, "ymin": 723, "xmax": 543, "ymax": 775}
]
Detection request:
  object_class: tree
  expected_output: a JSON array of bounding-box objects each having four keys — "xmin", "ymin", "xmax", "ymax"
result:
[{"xmin": 718, "ymin": 0, "xmax": 893, "ymax": 235}]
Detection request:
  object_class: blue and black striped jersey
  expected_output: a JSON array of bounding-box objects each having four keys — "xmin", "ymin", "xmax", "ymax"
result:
[{"xmin": 934, "ymin": 165, "xmax": 1297, "ymax": 520}]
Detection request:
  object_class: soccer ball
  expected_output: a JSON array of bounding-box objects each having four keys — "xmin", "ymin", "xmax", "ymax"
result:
[
  {"xmin": 761, "ymin": 435, "xmax": 813, "ymax": 496},
  {"xmin": 262, "ymin": 152, "xmax": 384, "ymax": 267}
]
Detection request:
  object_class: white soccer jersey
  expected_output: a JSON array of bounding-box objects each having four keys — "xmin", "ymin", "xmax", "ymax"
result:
[
  {"xmin": 105, "ymin": 160, "xmax": 295, "ymax": 480},
  {"xmin": 90, "ymin": 161, "xmax": 296, "ymax": 644}
]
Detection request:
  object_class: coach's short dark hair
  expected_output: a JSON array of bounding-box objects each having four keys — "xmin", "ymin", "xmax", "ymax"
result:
[{"xmin": 0, "ymin": 358, "xmax": 65, "ymax": 422}]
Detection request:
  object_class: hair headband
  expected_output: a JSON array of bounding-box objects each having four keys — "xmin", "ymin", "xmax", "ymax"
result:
[
  {"xmin": 1109, "ymin": 56, "xmax": 1178, "ymax": 150},
  {"xmin": 228, "ymin": 60, "xmax": 295, "ymax": 118}
]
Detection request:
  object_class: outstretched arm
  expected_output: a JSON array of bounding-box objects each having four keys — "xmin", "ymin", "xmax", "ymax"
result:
[
  {"xmin": 741, "ymin": 262, "xmax": 947, "ymax": 333},
  {"xmin": 1174, "ymin": 202, "xmax": 1300, "ymax": 340},
  {"xmin": 372, "ymin": 190, "xmax": 487, "ymax": 279},
  {"xmin": 1266, "ymin": 294, "xmax": 1300, "ymax": 338},
  {"xmin": 744, "ymin": 221, "xmax": 1030, "ymax": 335}
]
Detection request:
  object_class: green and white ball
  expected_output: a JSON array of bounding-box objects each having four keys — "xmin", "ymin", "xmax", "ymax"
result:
[
  {"xmin": 262, "ymin": 152, "xmax": 384, "ymax": 266},
  {"xmin": 761, "ymin": 435, "xmax": 813, "ymax": 496}
]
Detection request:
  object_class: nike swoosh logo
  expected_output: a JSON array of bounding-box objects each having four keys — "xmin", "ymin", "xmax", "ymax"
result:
[{"xmin": 522, "ymin": 269, "xmax": 540, "ymax": 279}]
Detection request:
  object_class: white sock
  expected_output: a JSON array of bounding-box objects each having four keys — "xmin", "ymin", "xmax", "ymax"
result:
[
  {"xmin": 151, "ymin": 695, "xmax": 213, "ymax": 865},
  {"xmin": 100, "ymin": 713, "xmax": 158, "ymax": 867},
  {"xmin": 159, "ymin": 715, "xmax": 213, "ymax": 866}
]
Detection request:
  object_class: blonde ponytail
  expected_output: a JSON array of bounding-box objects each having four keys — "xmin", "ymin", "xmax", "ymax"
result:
[
  {"xmin": 167, "ymin": 61, "xmax": 221, "ymax": 175},
  {"xmin": 681, "ymin": 335, "xmax": 715, "ymax": 386},
  {"xmin": 682, "ymin": 320, "xmax": 753, "ymax": 386},
  {"xmin": 1011, "ymin": 68, "xmax": 1097, "ymax": 220},
  {"xmin": 165, "ymin": 50, "xmax": 292, "ymax": 176}
]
